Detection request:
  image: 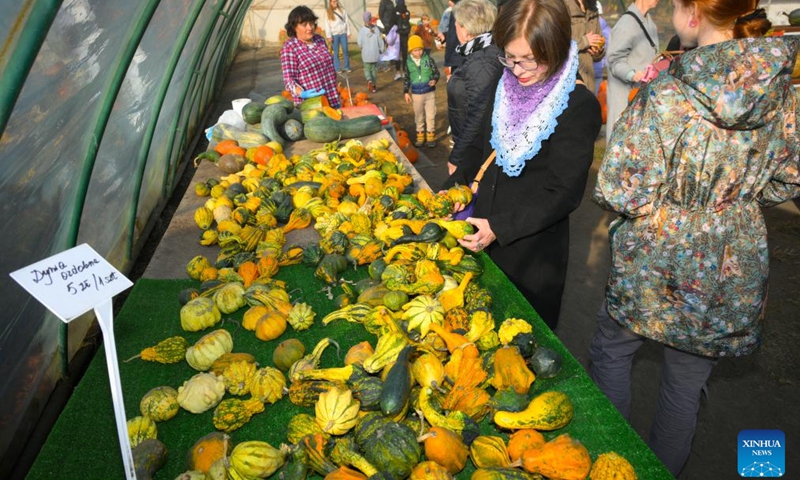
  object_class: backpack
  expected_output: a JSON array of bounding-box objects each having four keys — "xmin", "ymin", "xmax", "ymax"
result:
[{"xmin": 397, "ymin": 11, "xmax": 410, "ymax": 35}]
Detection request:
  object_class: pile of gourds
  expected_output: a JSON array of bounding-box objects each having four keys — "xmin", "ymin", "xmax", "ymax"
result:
[{"xmin": 125, "ymin": 137, "xmax": 641, "ymax": 479}]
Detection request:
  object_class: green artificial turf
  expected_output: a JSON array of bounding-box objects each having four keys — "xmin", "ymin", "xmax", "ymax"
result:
[{"xmin": 27, "ymin": 258, "xmax": 672, "ymax": 479}]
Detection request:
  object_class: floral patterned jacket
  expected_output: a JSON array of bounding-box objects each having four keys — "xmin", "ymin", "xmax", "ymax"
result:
[{"xmin": 594, "ymin": 37, "xmax": 800, "ymax": 358}]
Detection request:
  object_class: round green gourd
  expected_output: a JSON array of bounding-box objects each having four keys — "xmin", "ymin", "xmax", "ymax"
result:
[{"xmin": 139, "ymin": 386, "xmax": 180, "ymax": 422}]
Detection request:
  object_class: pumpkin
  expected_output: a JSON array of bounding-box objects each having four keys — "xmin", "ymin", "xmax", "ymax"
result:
[
  {"xmin": 506, "ymin": 428, "xmax": 546, "ymax": 463},
  {"xmin": 127, "ymin": 416, "xmax": 158, "ymax": 448},
  {"xmin": 126, "ymin": 336, "xmax": 189, "ymax": 364},
  {"xmin": 249, "ymin": 366, "xmax": 287, "ymax": 404},
  {"xmin": 180, "ymin": 297, "xmax": 222, "ymax": 332},
  {"xmin": 529, "ymin": 347, "xmax": 563, "ymax": 379},
  {"xmin": 139, "ymin": 386, "xmax": 179, "ymax": 422},
  {"xmin": 185, "ymin": 432, "xmax": 231, "ymax": 473},
  {"xmin": 497, "ymin": 318, "xmax": 533, "ymax": 346},
  {"xmin": 287, "ymin": 302, "xmax": 315, "ymax": 331},
  {"xmin": 409, "ymin": 461, "xmax": 454, "ymax": 479},
  {"xmin": 287, "ymin": 412, "xmax": 329, "ymax": 444},
  {"xmin": 315, "ymin": 386, "xmax": 360, "ymax": 435},
  {"xmin": 470, "ymin": 436, "xmax": 512, "ymax": 469},
  {"xmin": 230, "ymin": 440, "xmax": 286, "ymax": 478},
  {"xmin": 343, "ymin": 341, "xmax": 374, "ymax": 366},
  {"xmin": 417, "ymin": 426, "xmax": 469, "ymax": 474},
  {"xmin": 185, "ymin": 329, "xmax": 234, "ymax": 371},
  {"xmin": 214, "ymin": 282, "xmax": 247, "ymax": 314},
  {"xmin": 589, "ymin": 452, "xmax": 637, "ymax": 479},
  {"xmin": 255, "ymin": 310, "xmax": 288, "ymax": 341},
  {"xmin": 209, "ymin": 352, "xmax": 258, "ymax": 376},
  {"xmin": 212, "ymin": 397, "xmax": 265, "ymax": 432},
  {"xmin": 187, "ymin": 255, "xmax": 213, "ymax": 280},
  {"xmin": 490, "ymin": 346, "xmax": 536, "ymax": 395},
  {"xmin": 273, "ymin": 338, "xmax": 306, "ymax": 371},
  {"xmin": 177, "ymin": 372, "xmax": 226, "ymax": 414},
  {"xmin": 515, "ymin": 433, "xmax": 591, "ymax": 480},
  {"xmin": 222, "ymin": 359, "xmax": 258, "ymax": 396}
]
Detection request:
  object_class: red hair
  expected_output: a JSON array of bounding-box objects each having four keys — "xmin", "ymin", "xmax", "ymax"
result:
[{"xmin": 676, "ymin": 0, "xmax": 771, "ymax": 38}]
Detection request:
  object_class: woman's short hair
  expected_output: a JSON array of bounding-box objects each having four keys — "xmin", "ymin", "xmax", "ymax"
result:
[
  {"xmin": 452, "ymin": 0, "xmax": 497, "ymax": 37},
  {"xmin": 493, "ymin": 0, "xmax": 571, "ymax": 80},
  {"xmin": 675, "ymin": 0, "xmax": 770, "ymax": 38},
  {"xmin": 285, "ymin": 6, "xmax": 318, "ymax": 38}
]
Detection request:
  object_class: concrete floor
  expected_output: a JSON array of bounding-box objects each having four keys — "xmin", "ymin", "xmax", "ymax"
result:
[{"xmin": 140, "ymin": 44, "xmax": 800, "ymax": 479}]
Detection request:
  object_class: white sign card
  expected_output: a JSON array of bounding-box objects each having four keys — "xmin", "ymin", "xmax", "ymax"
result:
[
  {"xmin": 9, "ymin": 243, "xmax": 133, "ymax": 322},
  {"xmin": 10, "ymin": 244, "xmax": 137, "ymax": 479}
]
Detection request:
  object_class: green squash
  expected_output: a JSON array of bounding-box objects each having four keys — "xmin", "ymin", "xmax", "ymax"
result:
[
  {"xmin": 303, "ymin": 115, "xmax": 383, "ymax": 143},
  {"xmin": 529, "ymin": 347, "xmax": 563, "ymax": 379},
  {"xmin": 355, "ymin": 413, "xmax": 421, "ymax": 479}
]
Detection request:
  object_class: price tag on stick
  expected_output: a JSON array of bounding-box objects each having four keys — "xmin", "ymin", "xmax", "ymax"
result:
[{"xmin": 10, "ymin": 244, "xmax": 136, "ymax": 479}]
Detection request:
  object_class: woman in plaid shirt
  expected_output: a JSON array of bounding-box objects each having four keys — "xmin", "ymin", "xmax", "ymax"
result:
[{"xmin": 281, "ymin": 6, "xmax": 341, "ymax": 108}]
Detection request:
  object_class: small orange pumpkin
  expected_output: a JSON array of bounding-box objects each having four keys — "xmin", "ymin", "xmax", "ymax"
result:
[
  {"xmin": 507, "ymin": 428, "xmax": 546, "ymax": 462},
  {"xmin": 255, "ymin": 311, "xmax": 288, "ymax": 341}
]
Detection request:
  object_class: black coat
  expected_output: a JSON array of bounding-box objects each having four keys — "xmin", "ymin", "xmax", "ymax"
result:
[
  {"xmin": 443, "ymin": 13, "xmax": 464, "ymax": 69},
  {"xmin": 445, "ymin": 81, "xmax": 602, "ymax": 328},
  {"xmin": 445, "ymin": 42, "xmax": 503, "ymax": 172},
  {"xmin": 379, "ymin": 0, "xmax": 397, "ymax": 33}
]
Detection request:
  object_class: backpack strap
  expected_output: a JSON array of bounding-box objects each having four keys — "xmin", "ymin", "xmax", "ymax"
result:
[{"xmin": 621, "ymin": 11, "xmax": 655, "ymax": 49}]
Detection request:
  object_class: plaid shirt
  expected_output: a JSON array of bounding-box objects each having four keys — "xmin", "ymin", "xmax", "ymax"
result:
[{"xmin": 280, "ymin": 35, "xmax": 341, "ymax": 108}]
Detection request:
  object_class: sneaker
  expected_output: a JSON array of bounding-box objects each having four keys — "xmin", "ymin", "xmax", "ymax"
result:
[
  {"xmin": 415, "ymin": 132, "xmax": 425, "ymax": 148},
  {"xmin": 393, "ymin": 73, "xmax": 402, "ymax": 81},
  {"xmin": 344, "ymin": 68, "xmax": 352, "ymax": 73},
  {"xmin": 426, "ymin": 132, "xmax": 436, "ymax": 148},
  {"xmin": 371, "ymin": 86, "xmax": 377, "ymax": 93},
  {"xmin": 367, "ymin": 80, "xmax": 374, "ymax": 92}
]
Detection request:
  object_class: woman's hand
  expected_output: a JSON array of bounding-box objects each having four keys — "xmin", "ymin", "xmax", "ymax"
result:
[
  {"xmin": 404, "ymin": 93, "xmax": 412, "ymax": 104},
  {"xmin": 632, "ymin": 70, "xmax": 645, "ymax": 83},
  {"xmin": 458, "ymin": 217, "xmax": 496, "ymax": 252}
]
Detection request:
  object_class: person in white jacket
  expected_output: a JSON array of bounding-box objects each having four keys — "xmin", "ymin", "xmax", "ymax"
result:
[{"xmin": 324, "ymin": 0, "xmax": 351, "ymax": 72}]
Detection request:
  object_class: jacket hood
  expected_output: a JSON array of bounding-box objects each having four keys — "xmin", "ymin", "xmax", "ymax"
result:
[{"xmin": 667, "ymin": 37, "xmax": 798, "ymax": 130}]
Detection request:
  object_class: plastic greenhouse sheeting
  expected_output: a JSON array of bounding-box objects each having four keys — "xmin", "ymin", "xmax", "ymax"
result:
[{"xmin": 0, "ymin": 0, "xmax": 251, "ymax": 475}]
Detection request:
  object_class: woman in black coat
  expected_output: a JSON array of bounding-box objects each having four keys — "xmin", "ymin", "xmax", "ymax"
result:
[
  {"xmin": 443, "ymin": 0, "xmax": 503, "ymax": 176},
  {"xmin": 444, "ymin": 0, "xmax": 601, "ymax": 329}
]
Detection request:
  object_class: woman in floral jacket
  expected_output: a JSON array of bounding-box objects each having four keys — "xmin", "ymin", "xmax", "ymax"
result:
[{"xmin": 590, "ymin": 1, "xmax": 799, "ymax": 476}]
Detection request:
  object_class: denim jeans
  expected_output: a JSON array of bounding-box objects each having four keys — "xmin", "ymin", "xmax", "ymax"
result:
[{"xmin": 331, "ymin": 34, "xmax": 350, "ymax": 71}]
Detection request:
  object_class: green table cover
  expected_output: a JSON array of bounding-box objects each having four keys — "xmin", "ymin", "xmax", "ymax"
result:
[{"xmin": 27, "ymin": 258, "xmax": 672, "ymax": 479}]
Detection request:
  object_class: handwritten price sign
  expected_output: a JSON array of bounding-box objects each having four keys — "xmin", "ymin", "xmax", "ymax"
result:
[{"xmin": 9, "ymin": 243, "xmax": 133, "ymax": 322}]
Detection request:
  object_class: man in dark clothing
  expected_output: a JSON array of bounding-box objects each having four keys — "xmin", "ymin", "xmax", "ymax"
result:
[
  {"xmin": 394, "ymin": 0, "xmax": 412, "ymax": 80},
  {"xmin": 378, "ymin": 0, "xmax": 396, "ymax": 34},
  {"xmin": 438, "ymin": 0, "xmax": 465, "ymax": 78}
]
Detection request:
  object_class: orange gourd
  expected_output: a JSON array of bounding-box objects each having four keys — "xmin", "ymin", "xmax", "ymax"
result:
[
  {"xmin": 215, "ymin": 139, "xmax": 240, "ymax": 155},
  {"xmin": 255, "ymin": 311, "xmax": 288, "ymax": 341},
  {"xmin": 186, "ymin": 432, "xmax": 231, "ymax": 473},
  {"xmin": 514, "ymin": 433, "xmax": 592, "ymax": 480},
  {"xmin": 402, "ymin": 144, "xmax": 419, "ymax": 163},
  {"xmin": 324, "ymin": 466, "xmax": 367, "ymax": 480},
  {"xmin": 237, "ymin": 261, "xmax": 258, "ymax": 288},
  {"xmin": 409, "ymin": 461, "xmax": 454, "ymax": 479},
  {"xmin": 343, "ymin": 341, "xmax": 374, "ymax": 366},
  {"xmin": 252, "ymin": 145, "xmax": 275, "ymax": 166},
  {"xmin": 506, "ymin": 429, "xmax": 546, "ymax": 462},
  {"xmin": 417, "ymin": 426, "xmax": 469, "ymax": 475},
  {"xmin": 428, "ymin": 323, "xmax": 470, "ymax": 353},
  {"xmin": 257, "ymin": 255, "xmax": 279, "ymax": 278},
  {"xmin": 490, "ymin": 346, "xmax": 536, "ymax": 395}
]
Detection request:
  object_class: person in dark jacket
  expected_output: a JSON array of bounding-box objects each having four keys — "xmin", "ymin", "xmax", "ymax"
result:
[
  {"xmin": 438, "ymin": 0, "xmax": 466, "ymax": 79},
  {"xmin": 394, "ymin": 0, "xmax": 412, "ymax": 81},
  {"xmin": 443, "ymin": 0, "xmax": 602, "ymax": 329},
  {"xmin": 378, "ymin": 0, "xmax": 396, "ymax": 34},
  {"xmin": 443, "ymin": 0, "xmax": 503, "ymax": 175}
]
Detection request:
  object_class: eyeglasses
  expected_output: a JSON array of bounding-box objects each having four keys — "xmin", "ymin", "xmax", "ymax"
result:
[{"xmin": 497, "ymin": 55, "xmax": 539, "ymax": 71}]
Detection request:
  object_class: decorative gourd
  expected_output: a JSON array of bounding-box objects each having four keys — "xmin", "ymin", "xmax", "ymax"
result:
[
  {"xmin": 132, "ymin": 438, "xmax": 168, "ymax": 480},
  {"xmin": 350, "ymin": 375, "xmax": 383, "ymax": 411},
  {"xmin": 187, "ymin": 255, "xmax": 213, "ymax": 280},
  {"xmin": 417, "ymin": 426, "xmax": 469, "ymax": 475},
  {"xmin": 177, "ymin": 372, "xmax": 226, "ymax": 414},
  {"xmin": 255, "ymin": 310, "xmax": 288, "ymax": 341},
  {"xmin": 302, "ymin": 432, "xmax": 338, "ymax": 476},
  {"xmin": 494, "ymin": 390, "xmax": 574, "ymax": 431},
  {"xmin": 212, "ymin": 397, "xmax": 265, "ymax": 432},
  {"xmin": 589, "ymin": 452, "xmax": 637, "ymax": 479},
  {"xmin": 139, "ymin": 386, "xmax": 179, "ymax": 422},
  {"xmin": 438, "ymin": 272, "xmax": 473, "ymax": 312},
  {"xmin": 282, "ymin": 118, "xmax": 304, "ymax": 141},
  {"xmin": 354, "ymin": 414, "xmax": 422, "ymax": 480},
  {"xmin": 497, "ymin": 318, "xmax": 534, "ymax": 346},
  {"xmin": 490, "ymin": 346, "xmax": 536, "ymax": 395},
  {"xmin": 529, "ymin": 347, "xmax": 563, "ymax": 379},
  {"xmin": 325, "ymin": 466, "xmax": 368, "ymax": 480},
  {"xmin": 125, "ymin": 336, "xmax": 189, "ymax": 364},
  {"xmin": 380, "ymin": 345, "xmax": 414, "ymax": 416},
  {"xmin": 229, "ymin": 440, "xmax": 286, "ymax": 478},
  {"xmin": 362, "ymin": 331, "xmax": 407, "ymax": 374},
  {"xmin": 343, "ymin": 341, "xmax": 374, "ymax": 366},
  {"xmin": 185, "ymin": 329, "xmax": 234, "ymax": 371},
  {"xmin": 273, "ymin": 338, "xmax": 306, "ymax": 371},
  {"xmin": 288, "ymin": 337, "xmax": 339, "ymax": 381},
  {"xmin": 214, "ymin": 282, "xmax": 247, "ymax": 314},
  {"xmin": 411, "ymin": 352, "xmax": 444, "ymax": 389},
  {"xmin": 514, "ymin": 433, "xmax": 591, "ymax": 480},
  {"xmin": 194, "ymin": 206, "xmax": 214, "ymax": 230},
  {"xmin": 409, "ymin": 461, "xmax": 454, "ymax": 479},
  {"xmin": 222, "ymin": 359, "xmax": 258, "ymax": 396},
  {"xmin": 127, "ymin": 415, "xmax": 158, "ymax": 448},
  {"xmin": 186, "ymin": 432, "xmax": 231, "ymax": 473},
  {"xmin": 329, "ymin": 437, "xmax": 379, "ymax": 477},
  {"xmin": 401, "ymin": 295, "xmax": 445, "ymax": 337},
  {"xmin": 218, "ymin": 153, "xmax": 247, "ymax": 174},
  {"xmin": 286, "ymin": 412, "xmax": 329, "ymax": 444},
  {"xmin": 470, "ymin": 436, "xmax": 512, "ymax": 469},
  {"xmin": 209, "ymin": 352, "xmax": 257, "ymax": 376},
  {"xmin": 287, "ymin": 302, "xmax": 315, "ymax": 331},
  {"xmin": 506, "ymin": 429, "xmax": 546, "ymax": 463},
  {"xmin": 471, "ymin": 467, "xmax": 540, "ymax": 480},
  {"xmin": 180, "ymin": 297, "xmax": 222, "ymax": 332},
  {"xmin": 315, "ymin": 386, "xmax": 361, "ymax": 435},
  {"xmin": 249, "ymin": 366, "xmax": 287, "ymax": 404}
]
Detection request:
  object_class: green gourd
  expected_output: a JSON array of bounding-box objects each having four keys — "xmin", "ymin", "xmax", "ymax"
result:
[
  {"xmin": 303, "ymin": 115, "xmax": 383, "ymax": 143},
  {"xmin": 380, "ymin": 345, "xmax": 414, "ymax": 416}
]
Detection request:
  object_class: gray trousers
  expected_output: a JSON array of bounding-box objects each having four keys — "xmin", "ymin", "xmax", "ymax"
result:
[{"xmin": 589, "ymin": 302, "xmax": 715, "ymax": 477}]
